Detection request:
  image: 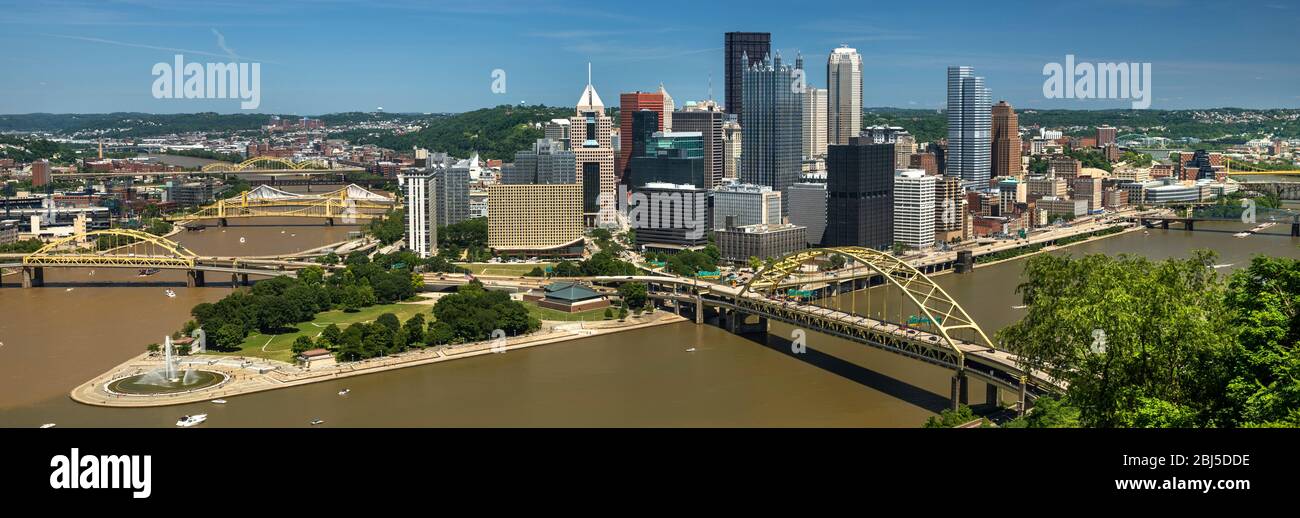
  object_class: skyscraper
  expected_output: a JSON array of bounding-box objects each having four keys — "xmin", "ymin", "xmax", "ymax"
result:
[
  {"xmin": 1096, "ymin": 125, "xmax": 1117, "ymax": 148},
  {"xmin": 802, "ymin": 86, "xmax": 828, "ymax": 159},
  {"xmin": 740, "ymin": 51, "xmax": 803, "ymax": 216},
  {"xmin": 658, "ymin": 83, "xmax": 674, "ymax": 131},
  {"xmin": 827, "ymin": 46, "xmax": 862, "ymax": 145},
  {"xmin": 991, "ymin": 100, "xmax": 1022, "ymax": 179},
  {"xmin": 617, "ymin": 91, "xmax": 665, "ymax": 180},
  {"xmin": 674, "ymin": 105, "xmax": 725, "ymax": 190},
  {"xmin": 399, "ymin": 170, "xmax": 437, "ymax": 258},
  {"xmin": 824, "ymin": 137, "xmax": 893, "ymax": 249},
  {"xmin": 570, "ymin": 66, "xmax": 615, "ymax": 220},
  {"xmin": 436, "ymin": 163, "xmax": 470, "ymax": 228},
  {"xmin": 787, "ymin": 182, "xmax": 827, "ymax": 245},
  {"xmin": 722, "ymin": 116, "xmax": 742, "ymax": 179},
  {"xmin": 724, "ymin": 32, "xmax": 771, "ymax": 120},
  {"xmin": 627, "ymin": 131, "xmax": 706, "ymax": 189},
  {"xmin": 507, "ymin": 138, "xmax": 576, "ymax": 185},
  {"xmin": 894, "ymin": 170, "xmax": 937, "ymax": 249},
  {"xmin": 622, "ymin": 109, "xmax": 661, "ymax": 181},
  {"xmin": 946, "ymin": 66, "xmax": 991, "ymax": 184}
]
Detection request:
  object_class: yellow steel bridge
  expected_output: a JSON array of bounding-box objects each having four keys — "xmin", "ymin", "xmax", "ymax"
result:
[
  {"xmin": 23, "ymin": 229, "xmax": 197, "ymax": 269},
  {"xmin": 165, "ymin": 184, "xmax": 395, "ymax": 224}
]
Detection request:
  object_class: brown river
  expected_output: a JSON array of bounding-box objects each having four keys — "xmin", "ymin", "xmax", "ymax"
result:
[{"xmin": 1, "ymin": 207, "xmax": 1297, "ymax": 427}]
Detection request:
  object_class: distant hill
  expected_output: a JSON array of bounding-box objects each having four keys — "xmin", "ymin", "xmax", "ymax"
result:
[{"xmin": 335, "ymin": 105, "xmax": 576, "ymax": 161}]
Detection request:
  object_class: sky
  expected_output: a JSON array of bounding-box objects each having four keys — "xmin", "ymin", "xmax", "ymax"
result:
[{"xmin": 2, "ymin": 0, "xmax": 1299, "ymax": 115}]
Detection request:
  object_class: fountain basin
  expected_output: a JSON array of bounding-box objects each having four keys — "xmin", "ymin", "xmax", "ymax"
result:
[{"xmin": 105, "ymin": 370, "xmax": 229, "ymax": 396}]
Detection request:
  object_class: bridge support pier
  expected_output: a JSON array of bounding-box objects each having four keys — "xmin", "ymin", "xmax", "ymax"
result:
[
  {"xmin": 1292, "ymin": 222, "xmax": 1299, "ymax": 237},
  {"xmin": 187, "ymin": 270, "xmax": 206, "ymax": 288},
  {"xmin": 326, "ymin": 218, "xmax": 334, "ymax": 226},
  {"xmin": 694, "ymin": 296, "xmax": 703, "ymax": 324},
  {"xmin": 986, "ymin": 383, "xmax": 999, "ymax": 407},
  {"xmin": 1018, "ymin": 378, "xmax": 1028, "ymax": 417},
  {"xmin": 950, "ymin": 371, "xmax": 968, "ymax": 410},
  {"xmin": 21, "ymin": 266, "xmax": 44, "ymax": 288},
  {"xmin": 1185, "ymin": 220, "xmax": 1194, "ymax": 231},
  {"xmin": 241, "ymin": 273, "xmax": 249, "ymax": 286},
  {"xmin": 218, "ymin": 218, "xmax": 228, "ymax": 227},
  {"xmin": 1160, "ymin": 220, "xmax": 1169, "ymax": 230}
]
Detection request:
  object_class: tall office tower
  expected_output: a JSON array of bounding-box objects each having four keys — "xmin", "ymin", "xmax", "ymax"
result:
[
  {"xmin": 909, "ymin": 152, "xmax": 939, "ymax": 175},
  {"xmin": 623, "ymin": 110, "xmax": 661, "ymax": 181},
  {"xmin": 507, "ymin": 138, "xmax": 576, "ymax": 185},
  {"xmin": 399, "ymin": 170, "xmax": 437, "ymax": 258},
  {"xmin": 673, "ymin": 107, "xmax": 725, "ymax": 189},
  {"xmin": 946, "ymin": 66, "xmax": 991, "ymax": 184},
  {"xmin": 487, "ymin": 184, "xmax": 585, "ymax": 257},
  {"xmin": 628, "ymin": 131, "xmax": 706, "ymax": 188},
  {"xmin": 893, "ymin": 170, "xmax": 937, "ymax": 249},
  {"xmin": 998, "ymin": 177, "xmax": 1026, "ymax": 214},
  {"xmin": 824, "ymin": 137, "xmax": 894, "ymax": 249},
  {"xmin": 722, "ymin": 116, "xmax": 742, "ymax": 179},
  {"xmin": 934, "ymin": 176, "xmax": 968, "ymax": 243},
  {"xmin": 544, "ymin": 119, "xmax": 571, "ymax": 150},
  {"xmin": 617, "ymin": 92, "xmax": 665, "ymax": 179},
  {"xmin": 991, "ymin": 100, "xmax": 1022, "ymax": 179},
  {"xmin": 632, "ymin": 182, "xmax": 708, "ymax": 249},
  {"xmin": 827, "ymin": 46, "xmax": 863, "ymax": 145},
  {"xmin": 740, "ymin": 51, "xmax": 803, "ymax": 216},
  {"xmin": 802, "ymin": 86, "xmax": 828, "ymax": 159},
  {"xmin": 892, "ymin": 132, "xmax": 916, "ymax": 170},
  {"xmin": 570, "ymin": 67, "xmax": 615, "ymax": 219},
  {"xmin": 724, "ymin": 32, "xmax": 771, "ymax": 120},
  {"xmin": 1096, "ymin": 125, "xmax": 1117, "ymax": 148},
  {"xmin": 436, "ymin": 164, "xmax": 471, "ymax": 227},
  {"xmin": 711, "ymin": 182, "xmax": 783, "ymax": 230},
  {"xmin": 658, "ymin": 83, "xmax": 674, "ymax": 131},
  {"xmin": 787, "ymin": 182, "xmax": 827, "ymax": 245}
]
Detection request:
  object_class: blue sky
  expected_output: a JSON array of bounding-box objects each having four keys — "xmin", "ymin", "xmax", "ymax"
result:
[{"xmin": 2, "ymin": 0, "xmax": 1298, "ymax": 114}]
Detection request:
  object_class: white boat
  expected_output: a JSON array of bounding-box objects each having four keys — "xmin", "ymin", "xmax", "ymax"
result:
[
  {"xmin": 310, "ymin": 419, "xmax": 325, "ymax": 426},
  {"xmin": 338, "ymin": 389, "xmax": 350, "ymax": 396},
  {"xmin": 40, "ymin": 423, "xmax": 56, "ymax": 429},
  {"xmin": 1212, "ymin": 263, "xmax": 1234, "ymax": 269},
  {"xmin": 1233, "ymin": 232, "xmax": 1251, "ymax": 238},
  {"xmin": 175, "ymin": 414, "xmax": 208, "ymax": 427},
  {"xmin": 239, "ymin": 237, "xmax": 246, "ymax": 243},
  {"xmin": 165, "ymin": 289, "xmax": 176, "ymax": 298},
  {"xmin": 685, "ymin": 347, "xmax": 697, "ymax": 352},
  {"xmin": 1011, "ymin": 305, "xmax": 1028, "ymax": 309},
  {"xmin": 210, "ymin": 399, "xmax": 227, "ymax": 404},
  {"xmin": 65, "ymin": 288, "xmax": 74, "ymax": 292}
]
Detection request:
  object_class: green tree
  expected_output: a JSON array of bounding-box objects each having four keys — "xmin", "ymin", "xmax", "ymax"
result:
[
  {"xmin": 375, "ymin": 313, "xmax": 401, "ymax": 333},
  {"xmin": 922, "ymin": 405, "xmax": 982, "ymax": 428},
  {"xmin": 291, "ymin": 335, "xmax": 316, "ymax": 355},
  {"xmin": 604, "ymin": 307, "xmax": 614, "ymax": 320},
  {"xmin": 213, "ymin": 323, "xmax": 246, "ymax": 350},
  {"xmin": 618, "ymin": 282, "xmax": 648, "ymax": 310}
]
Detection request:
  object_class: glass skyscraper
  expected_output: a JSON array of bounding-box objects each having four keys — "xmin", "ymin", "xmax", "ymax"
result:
[
  {"xmin": 724, "ymin": 32, "xmax": 771, "ymax": 120},
  {"xmin": 946, "ymin": 66, "xmax": 991, "ymax": 185},
  {"xmin": 740, "ymin": 51, "xmax": 803, "ymax": 216}
]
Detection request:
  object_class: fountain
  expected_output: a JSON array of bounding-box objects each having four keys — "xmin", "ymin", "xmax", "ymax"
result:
[{"xmin": 105, "ymin": 336, "xmax": 228, "ymax": 395}]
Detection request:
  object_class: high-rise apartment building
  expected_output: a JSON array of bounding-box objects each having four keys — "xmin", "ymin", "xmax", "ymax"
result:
[
  {"xmin": 802, "ymin": 87, "xmax": 828, "ymax": 159},
  {"xmin": 894, "ymin": 170, "xmax": 937, "ymax": 249},
  {"xmin": 991, "ymin": 100, "xmax": 1022, "ymax": 178},
  {"xmin": 571, "ymin": 69, "xmax": 615, "ymax": 219},
  {"xmin": 946, "ymin": 66, "xmax": 991, "ymax": 184},
  {"xmin": 399, "ymin": 170, "xmax": 437, "ymax": 258},
  {"xmin": 724, "ymin": 32, "xmax": 771, "ymax": 120},
  {"xmin": 827, "ymin": 46, "xmax": 863, "ymax": 146},
  {"xmin": 824, "ymin": 137, "xmax": 893, "ymax": 249},
  {"xmin": 673, "ymin": 107, "xmax": 725, "ymax": 190},
  {"xmin": 436, "ymin": 163, "xmax": 471, "ymax": 228},
  {"xmin": 30, "ymin": 159, "xmax": 51, "ymax": 188},
  {"xmin": 741, "ymin": 51, "xmax": 803, "ymax": 216},
  {"xmin": 1096, "ymin": 125, "xmax": 1117, "ymax": 148}
]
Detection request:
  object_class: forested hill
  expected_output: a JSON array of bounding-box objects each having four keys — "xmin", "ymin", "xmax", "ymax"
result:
[
  {"xmin": 0, "ymin": 111, "xmax": 432, "ymax": 137},
  {"xmin": 332, "ymin": 105, "xmax": 576, "ymax": 161}
]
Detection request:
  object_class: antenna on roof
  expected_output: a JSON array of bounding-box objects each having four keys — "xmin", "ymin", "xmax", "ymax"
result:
[
  {"xmin": 587, "ymin": 62, "xmax": 592, "ymax": 86},
  {"xmin": 708, "ymin": 74, "xmax": 713, "ymax": 101}
]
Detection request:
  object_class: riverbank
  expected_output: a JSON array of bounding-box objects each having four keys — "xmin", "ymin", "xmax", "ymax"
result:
[
  {"xmin": 952, "ymin": 224, "xmax": 1141, "ymax": 272},
  {"xmin": 69, "ymin": 310, "xmax": 687, "ymax": 408}
]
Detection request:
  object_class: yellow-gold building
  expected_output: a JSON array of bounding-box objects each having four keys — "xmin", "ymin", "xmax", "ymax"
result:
[{"xmin": 487, "ymin": 184, "xmax": 584, "ymax": 257}]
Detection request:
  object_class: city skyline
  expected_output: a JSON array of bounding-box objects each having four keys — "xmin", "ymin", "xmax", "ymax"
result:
[{"xmin": 4, "ymin": 0, "xmax": 1300, "ymax": 114}]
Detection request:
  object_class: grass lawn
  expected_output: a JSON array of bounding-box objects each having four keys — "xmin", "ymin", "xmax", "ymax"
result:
[
  {"xmin": 460, "ymin": 262, "xmax": 555, "ymax": 276},
  {"xmin": 210, "ymin": 302, "xmax": 432, "ymax": 363},
  {"xmin": 525, "ymin": 301, "xmax": 628, "ymax": 322}
]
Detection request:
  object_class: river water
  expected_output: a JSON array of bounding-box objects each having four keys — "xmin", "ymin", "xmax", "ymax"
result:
[{"xmin": 1, "ymin": 211, "xmax": 1296, "ymax": 427}]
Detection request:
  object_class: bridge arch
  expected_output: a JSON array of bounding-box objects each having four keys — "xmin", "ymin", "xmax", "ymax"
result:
[
  {"xmin": 740, "ymin": 246, "xmax": 996, "ymax": 363},
  {"xmin": 24, "ymin": 229, "xmax": 197, "ymax": 268},
  {"xmin": 201, "ymin": 156, "xmax": 329, "ymax": 172}
]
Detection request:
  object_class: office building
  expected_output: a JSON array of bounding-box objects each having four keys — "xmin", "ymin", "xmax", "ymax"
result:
[
  {"xmin": 631, "ymin": 182, "xmax": 708, "ymax": 250},
  {"xmin": 1073, "ymin": 176, "xmax": 1103, "ymax": 211},
  {"xmin": 658, "ymin": 83, "xmax": 674, "ymax": 131},
  {"xmin": 722, "ymin": 116, "xmax": 742, "ymax": 179},
  {"xmin": 544, "ymin": 119, "xmax": 571, "ymax": 150},
  {"xmin": 827, "ymin": 46, "xmax": 862, "ymax": 145},
  {"xmin": 164, "ymin": 181, "xmax": 214, "ymax": 206},
  {"xmin": 824, "ymin": 137, "xmax": 893, "ymax": 249},
  {"xmin": 802, "ymin": 86, "xmax": 828, "ymax": 159},
  {"xmin": 1037, "ymin": 196, "xmax": 1088, "ymax": 219},
  {"xmin": 399, "ymin": 170, "xmax": 437, "ymax": 258},
  {"xmin": 711, "ymin": 182, "xmax": 781, "ymax": 230},
  {"xmin": 724, "ymin": 32, "xmax": 771, "ymax": 120},
  {"xmin": 570, "ymin": 68, "xmax": 615, "ymax": 218},
  {"xmin": 487, "ymin": 183, "xmax": 584, "ymax": 256},
  {"xmin": 909, "ymin": 153, "xmax": 939, "ymax": 176},
  {"xmin": 715, "ymin": 221, "xmax": 807, "ymax": 264},
  {"xmin": 991, "ymin": 101, "xmax": 1022, "ymax": 178},
  {"xmin": 673, "ymin": 107, "xmax": 725, "ymax": 189},
  {"xmin": 1026, "ymin": 176, "xmax": 1068, "ymax": 201},
  {"xmin": 627, "ymin": 131, "xmax": 706, "ymax": 188},
  {"xmin": 946, "ymin": 66, "xmax": 991, "ymax": 184},
  {"xmin": 436, "ymin": 163, "xmax": 471, "ymax": 227},
  {"xmin": 893, "ymin": 170, "xmax": 937, "ymax": 249},
  {"xmin": 741, "ymin": 51, "xmax": 803, "ymax": 215},
  {"xmin": 934, "ymin": 176, "xmax": 968, "ymax": 243},
  {"xmin": 787, "ymin": 182, "xmax": 827, "ymax": 246},
  {"xmin": 506, "ymin": 138, "xmax": 576, "ymax": 185},
  {"xmin": 618, "ymin": 92, "xmax": 665, "ymax": 179}
]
